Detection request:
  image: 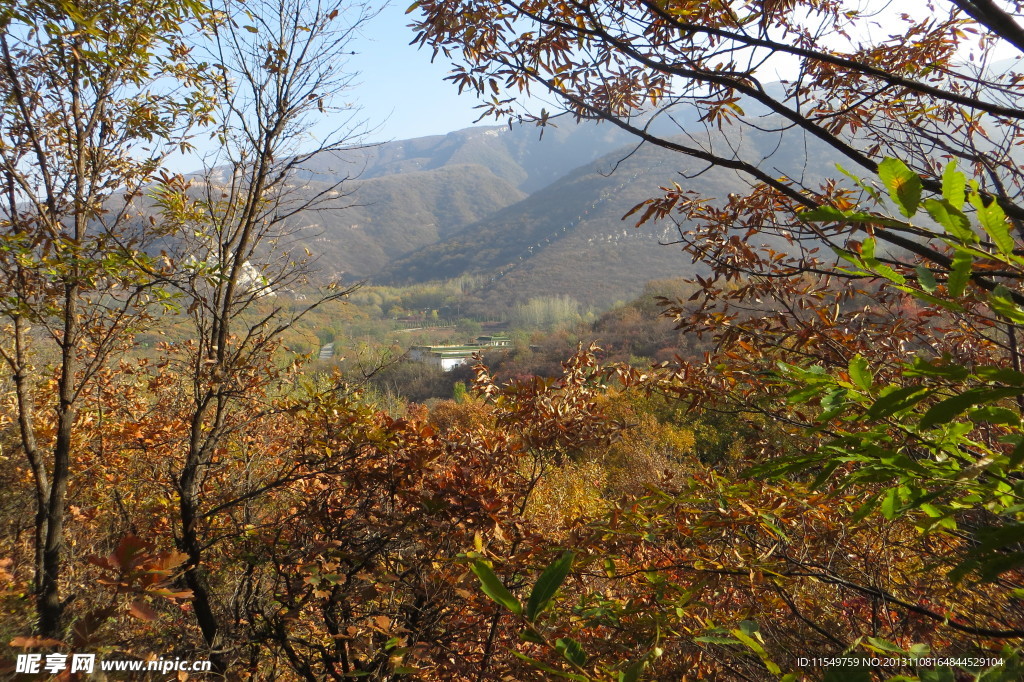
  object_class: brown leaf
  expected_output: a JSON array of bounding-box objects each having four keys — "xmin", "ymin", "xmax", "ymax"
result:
[
  {"xmin": 129, "ymin": 600, "xmax": 159, "ymax": 621},
  {"xmin": 9, "ymin": 636, "xmax": 64, "ymax": 648}
]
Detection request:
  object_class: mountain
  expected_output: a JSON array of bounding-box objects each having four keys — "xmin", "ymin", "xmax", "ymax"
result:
[
  {"xmin": 375, "ymin": 121, "xmax": 840, "ymax": 309},
  {"xmin": 284, "ymin": 163, "xmax": 525, "ymax": 278},
  {"xmin": 170, "ymin": 85, "xmax": 977, "ymax": 311},
  {"xmin": 231, "ymin": 110, "xmax": 846, "ymax": 305},
  {"xmin": 279, "ymin": 121, "xmax": 656, "ymax": 279},
  {"xmin": 302, "ymin": 119, "xmax": 653, "ymax": 193},
  {"xmin": 375, "ymin": 141, "xmax": 691, "ymax": 306}
]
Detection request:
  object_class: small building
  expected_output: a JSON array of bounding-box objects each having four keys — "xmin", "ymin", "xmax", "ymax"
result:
[
  {"xmin": 408, "ymin": 345, "xmax": 481, "ymax": 371},
  {"xmin": 474, "ymin": 335, "xmax": 511, "ymax": 347},
  {"xmin": 408, "ymin": 334, "xmax": 510, "ymax": 371}
]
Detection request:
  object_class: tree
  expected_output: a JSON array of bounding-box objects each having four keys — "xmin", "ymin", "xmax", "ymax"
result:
[
  {"xmin": 411, "ymin": 0, "xmax": 1024, "ymax": 301},
  {"xmin": 411, "ymin": 1, "xmax": 1024, "ymax": 676},
  {"xmin": 149, "ymin": 0, "xmax": 378, "ymax": 668},
  {"xmin": 0, "ymin": 0, "xmax": 214, "ymax": 637}
]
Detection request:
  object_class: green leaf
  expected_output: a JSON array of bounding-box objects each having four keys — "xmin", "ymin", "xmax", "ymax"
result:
[
  {"xmin": 921, "ymin": 387, "xmax": 1024, "ymax": 429},
  {"xmin": 947, "ymin": 248, "xmax": 972, "ymax": 297},
  {"xmin": 919, "ymin": 668, "xmax": 956, "ymax": 682},
  {"xmin": 858, "ymin": 238, "xmax": 906, "ymax": 283},
  {"xmin": 746, "ymin": 451, "xmax": 832, "ymax": 479},
  {"xmin": 848, "ymin": 355, "xmax": 872, "ymax": 391},
  {"xmin": 732, "ymin": 628, "xmax": 781, "ymax": 674},
  {"xmin": 511, "ymin": 652, "xmax": 589, "ymax": 681},
  {"xmin": 471, "ymin": 561, "xmax": 522, "ymax": 615},
  {"xmin": 555, "ymin": 638, "xmax": 587, "ymax": 667},
  {"xmin": 895, "ymin": 284, "xmax": 965, "ymax": 311},
  {"xmin": 758, "ymin": 512, "xmax": 791, "ymax": 541},
  {"xmin": 878, "ymin": 158, "xmax": 922, "ymax": 218},
  {"xmin": 800, "ymin": 205, "xmax": 848, "ymax": 222},
  {"xmin": 971, "ymin": 523, "xmax": 1024, "ymax": 555},
  {"xmin": 851, "ymin": 491, "xmax": 884, "ymax": 523},
  {"xmin": 525, "ymin": 551, "xmax": 574, "ymax": 621},
  {"xmin": 978, "ymin": 204, "xmax": 1011, "ymax": 251},
  {"xmin": 908, "ymin": 642, "xmax": 931, "ymax": 658},
  {"xmin": 861, "ymin": 236, "xmax": 878, "ymax": 260},
  {"xmin": 866, "ymin": 636, "xmax": 907, "ymax": 654},
  {"xmin": 925, "ymin": 198, "xmax": 976, "ymax": 243},
  {"xmin": 837, "ymin": 163, "xmax": 883, "ymax": 201},
  {"xmin": 737, "ymin": 620, "xmax": 760, "ymax": 638},
  {"xmin": 942, "ymin": 163, "xmax": 967, "ymax": 209},
  {"xmin": 975, "ymin": 366, "xmax": 1024, "ymax": 385},
  {"xmin": 619, "ymin": 656, "xmax": 649, "ymax": 682},
  {"xmin": 989, "ymin": 285, "xmax": 1024, "ymax": 324},
  {"xmin": 915, "ymin": 265, "xmax": 938, "ymax": 294},
  {"xmin": 519, "ymin": 629, "xmax": 545, "ymax": 644},
  {"xmin": 392, "ymin": 665, "xmax": 419, "ymax": 675},
  {"xmin": 966, "ymin": 191, "xmax": 1015, "ymax": 251},
  {"xmin": 866, "ymin": 385, "xmax": 932, "ymax": 419},
  {"xmin": 907, "ymin": 357, "xmax": 970, "ymax": 380},
  {"xmin": 868, "ymin": 261, "xmax": 907, "ymax": 284},
  {"xmin": 969, "ymin": 406, "xmax": 1022, "ymax": 426},
  {"xmin": 799, "ymin": 206, "xmax": 910, "ymax": 230},
  {"xmin": 819, "ymin": 387, "xmax": 850, "ymax": 420},
  {"xmin": 977, "ymin": 653, "xmax": 1022, "ymax": 680},
  {"xmin": 693, "ymin": 635, "xmax": 741, "ymax": 645},
  {"xmin": 1009, "ymin": 437, "xmax": 1024, "ymax": 469},
  {"xmin": 881, "ymin": 488, "xmax": 901, "ymax": 520}
]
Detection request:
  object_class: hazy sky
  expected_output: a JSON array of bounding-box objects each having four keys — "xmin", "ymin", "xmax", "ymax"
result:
[
  {"xmin": 347, "ymin": 4, "xmax": 488, "ymax": 143},
  {"xmin": 165, "ymin": 4, "xmax": 487, "ymax": 172},
  {"xmin": 164, "ymin": 1, "xmax": 1019, "ymax": 171},
  {"xmin": 343, "ymin": 2, "xmax": 1002, "ymax": 145}
]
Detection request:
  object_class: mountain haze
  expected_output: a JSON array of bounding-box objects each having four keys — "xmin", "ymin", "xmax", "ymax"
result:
[
  {"xmin": 280, "ymin": 121, "xmax": 652, "ymax": 281},
  {"xmin": 273, "ymin": 114, "xmax": 843, "ymax": 306},
  {"xmin": 286, "ymin": 163, "xmax": 525, "ymax": 277},
  {"xmin": 304, "ymin": 120, "xmax": 648, "ymax": 192}
]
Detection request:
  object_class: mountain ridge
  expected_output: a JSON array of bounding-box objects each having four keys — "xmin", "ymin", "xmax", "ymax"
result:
[{"xmin": 254, "ymin": 113, "xmax": 846, "ymax": 306}]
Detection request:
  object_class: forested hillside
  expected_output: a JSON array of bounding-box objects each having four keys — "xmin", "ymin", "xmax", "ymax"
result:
[
  {"xmin": 286, "ymin": 163, "xmax": 526, "ymax": 277},
  {"xmin": 382, "ymin": 124, "xmax": 842, "ymax": 308},
  {"xmin": 266, "ymin": 121, "xmax": 646, "ymax": 279}
]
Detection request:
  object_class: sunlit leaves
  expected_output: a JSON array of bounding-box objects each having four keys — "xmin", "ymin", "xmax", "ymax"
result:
[
  {"xmin": 942, "ymin": 162, "xmax": 967, "ymax": 210},
  {"xmin": 946, "ymin": 248, "xmax": 973, "ymax": 297},
  {"xmin": 404, "ymin": 0, "xmax": 1024, "ymax": 670},
  {"xmin": 971, "ymin": 194, "xmax": 1013, "ymax": 254},
  {"xmin": 878, "ymin": 157, "xmax": 922, "ymax": 218},
  {"xmin": 989, "ymin": 285, "xmax": 1024, "ymax": 324},
  {"xmin": 767, "ymin": 345, "xmax": 1024, "ymax": 580},
  {"xmin": 925, "ymin": 198, "xmax": 976, "ymax": 243},
  {"xmin": 848, "ymin": 355, "xmax": 872, "ymax": 391},
  {"xmin": 471, "ymin": 560, "xmax": 523, "ymax": 614}
]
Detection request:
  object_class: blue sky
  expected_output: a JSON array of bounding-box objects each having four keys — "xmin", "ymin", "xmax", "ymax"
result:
[
  {"xmin": 166, "ymin": 4, "xmax": 487, "ymax": 172},
  {"xmin": 165, "ymin": 2, "xmax": 1017, "ymax": 171},
  {"xmin": 347, "ymin": 3, "xmax": 487, "ymax": 143}
]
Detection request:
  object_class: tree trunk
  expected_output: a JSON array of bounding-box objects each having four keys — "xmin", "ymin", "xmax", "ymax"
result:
[{"xmin": 37, "ymin": 284, "xmax": 77, "ymax": 637}]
